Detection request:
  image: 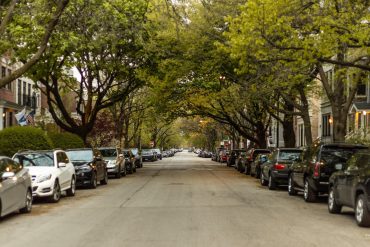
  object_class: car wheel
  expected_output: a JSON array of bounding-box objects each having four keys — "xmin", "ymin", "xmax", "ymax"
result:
[
  {"xmin": 268, "ymin": 173, "xmax": 276, "ymax": 190},
  {"xmin": 288, "ymin": 174, "xmax": 297, "ymax": 196},
  {"xmin": 100, "ymin": 171, "xmax": 108, "ymax": 185},
  {"xmin": 328, "ymin": 187, "xmax": 342, "ymax": 214},
  {"xmin": 260, "ymin": 172, "xmax": 267, "ymax": 186},
  {"xmin": 128, "ymin": 164, "xmax": 133, "ymax": 174},
  {"xmin": 20, "ymin": 189, "xmax": 32, "ymax": 213},
  {"xmin": 303, "ymin": 178, "xmax": 317, "ymax": 202},
  {"xmin": 90, "ymin": 172, "xmax": 97, "ymax": 189},
  {"xmin": 66, "ymin": 176, "xmax": 76, "ymax": 196},
  {"xmin": 115, "ymin": 165, "xmax": 122, "ymax": 179},
  {"xmin": 245, "ymin": 165, "xmax": 251, "ymax": 175},
  {"xmin": 49, "ymin": 181, "xmax": 61, "ymax": 203},
  {"xmin": 256, "ymin": 170, "xmax": 261, "ymax": 179},
  {"xmin": 355, "ymin": 194, "xmax": 370, "ymax": 227}
]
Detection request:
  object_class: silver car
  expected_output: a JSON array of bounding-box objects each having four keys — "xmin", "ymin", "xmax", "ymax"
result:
[{"xmin": 0, "ymin": 156, "xmax": 32, "ymax": 217}]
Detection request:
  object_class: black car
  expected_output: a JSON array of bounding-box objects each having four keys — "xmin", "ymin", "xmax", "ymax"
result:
[
  {"xmin": 260, "ymin": 148, "xmax": 303, "ymax": 190},
  {"xmin": 328, "ymin": 151, "xmax": 370, "ymax": 227},
  {"xmin": 131, "ymin": 148, "xmax": 143, "ymax": 168},
  {"xmin": 288, "ymin": 143, "xmax": 368, "ymax": 202},
  {"xmin": 245, "ymin": 149, "xmax": 271, "ymax": 175},
  {"xmin": 66, "ymin": 148, "xmax": 108, "ymax": 189},
  {"xmin": 142, "ymin": 149, "xmax": 157, "ymax": 162},
  {"xmin": 227, "ymin": 149, "xmax": 245, "ymax": 167},
  {"xmin": 122, "ymin": 150, "xmax": 136, "ymax": 174},
  {"xmin": 250, "ymin": 154, "xmax": 268, "ymax": 178}
]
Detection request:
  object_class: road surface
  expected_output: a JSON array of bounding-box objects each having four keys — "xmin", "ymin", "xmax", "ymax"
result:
[{"xmin": 0, "ymin": 152, "xmax": 369, "ymax": 247}]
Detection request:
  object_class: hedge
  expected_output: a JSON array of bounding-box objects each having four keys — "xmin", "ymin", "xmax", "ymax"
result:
[
  {"xmin": 48, "ymin": 131, "xmax": 84, "ymax": 149},
  {"xmin": 0, "ymin": 126, "xmax": 53, "ymax": 157}
]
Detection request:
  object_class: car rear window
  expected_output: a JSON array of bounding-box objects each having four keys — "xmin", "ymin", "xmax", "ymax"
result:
[
  {"xmin": 99, "ymin": 148, "xmax": 116, "ymax": 157},
  {"xmin": 278, "ymin": 150, "xmax": 302, "ymax": 161},
  {"xmin": 321, "ymin": 147, "xmax": 367, "ymax": 165}
]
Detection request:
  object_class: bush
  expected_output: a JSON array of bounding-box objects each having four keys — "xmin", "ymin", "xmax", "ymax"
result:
[
  {"xmin": 48, "ymin": 131, "xmax": 84, "ymax": 149},
  {"xmin": 0, "ymin": 126, "xmax": 53, "ymax": 157}
]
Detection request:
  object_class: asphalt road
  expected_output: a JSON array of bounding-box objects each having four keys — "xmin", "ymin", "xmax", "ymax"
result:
[{"xmin": 1, "ymin": 152, "xmax": 370, "ymax": 247}]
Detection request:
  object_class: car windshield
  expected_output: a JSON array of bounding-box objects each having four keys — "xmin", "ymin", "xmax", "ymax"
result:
[
  {"xmin": 131, "ymin": 149, "xmax": 138, "ymax": 155},
  {"xmin": 66, "ymin": 150, "xmax": 93, "ymax": 162},
  {"xmin": 279, "ymin": 151, "xmax": 302, "ymax": 161},
  {"xmin": 99, "ymin": 148, "xmax": 116, "ymax": 157},
  {"xmin": 14, "ymin": 152, "xmax": 54, "ymax": 167},
  {"xmin": 153, "ymin": 149, "xmax": 161, "ymax": 153},
  {"xmin": 142, "ymin": 150, "xmax": 152, "ymax": 155}
]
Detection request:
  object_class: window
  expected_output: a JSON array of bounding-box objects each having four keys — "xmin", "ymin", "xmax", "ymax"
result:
[
  {"xmin": 298, "ymin": 124, "xmax": 305, "ymax": 147},
  {"xmin": 8, "ymin": 112, "xmax": 12, "ymax": 127},
  {"xmin": 6, "ymin": 69, "xmax": 12, "ymax": 91},
  {"xmin": 57, "ymin": 152, "xmax": 68, "ymax": 163},
  {"xmin": 1, "ymin": 66, "xmax": 5, "ymax": 78},
  {"xmin": 322, "ymin": 114, "xmax": 331, "ymax": 137}
]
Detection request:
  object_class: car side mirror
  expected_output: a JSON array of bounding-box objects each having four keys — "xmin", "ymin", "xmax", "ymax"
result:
[
  {"xmin": 335, "ymin": 163, "xmax": 343, "ymax": 171},
  {"xmin": 58, "ymin": 162, "xmax": 67, "ymax": 168},
  {"xmin": 2, "ymin": 171, "xmax": 15, "ymax": 180}
]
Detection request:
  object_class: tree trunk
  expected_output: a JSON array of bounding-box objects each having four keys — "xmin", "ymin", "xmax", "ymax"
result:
[
  {"xmin": 332, "ymin": 106, "xmax": 348, "ymax": 142},
  {"xmin": 282, "ymin": 100, "xmax": 296, "ymax": 148},
  {"xmin": 256, "ymin": 122, "xmax": 267, "ymax": 148}
]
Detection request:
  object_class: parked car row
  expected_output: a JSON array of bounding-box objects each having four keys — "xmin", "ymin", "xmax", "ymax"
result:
[
  {"xmin": 206, "ymin": 143, "xmax": 370, "ymax": 227},
  {"xmin": 0, "ymin": 146, "xmax": 149, "ymax": 218}
]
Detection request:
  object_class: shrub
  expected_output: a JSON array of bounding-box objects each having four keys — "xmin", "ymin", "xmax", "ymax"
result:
[
  {"xmin": 0, "ymin": 126, "xmax": 53, "ymax": 157},
  {"xmin": 48, "ymin": 131, "xmax": 84, "ymax": 149}
]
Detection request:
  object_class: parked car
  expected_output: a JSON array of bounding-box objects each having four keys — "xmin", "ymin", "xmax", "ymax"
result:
[
  {"xmin": 14, "ymin": 149, "xmax": 76, "ymax": 202},
  {"xmin": 250, "ymin": 154, "xmax": 268, "ymax": 178},
  {"xmin": 288, "ymin": 143, "xmax": 368, "ymax": 202},
  {"xmin": 328, "ymin": 151, "xmax": 370, "ymax": 227},
  {"xmin": 245, "ymin": 149, "xmax": 271, "ymax": 175},
  {"xmin": 227, "ymin": 149, "xmax": 245, "ymax": 167},
  {"xmin": 122, "ymin": 150, "xmax": 136, "ymax": 174},
  {"xmin": 98, "ymin": 147, "xmax": 126, "ymax": 178},
  {"xmin": 218, "ymin": 150, "xmax": 229, "ymax": 163},
  {"xmin": 260, "ymin": 148, "xmax": 303, "ymax": 190},
  {"xmin": 235, "ymin": 150, "xmax": 247, "ymax": 172},
  {"xmin": 142, "ymin": 149, "xmax": 157, "ymax": 162},
  {"xmin": 0, "ymin": 156, "xmax": 32, "ymax": 216},
  {"xmin": 66, "ymin": 148, "xmax": 108, "ymax": 189},
  {"xmin": 152, "ymin": 148, "xmax": 162, "ymax": 160},
  {"xmin": 131, "ymin": 148, "xmax": 143, "ymax": 168},
  {"xmin": 215, "ymin": 147, "xmax": 225, "ymax": 162}
]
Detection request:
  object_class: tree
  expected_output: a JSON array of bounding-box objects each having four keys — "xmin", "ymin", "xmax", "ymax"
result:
[
  {"xmin": 0, "ymin": 0, "xmax": 69, "ymax": 87},
  {"xmin": 226, "ymin": 0, "xmax": 370, "ymax": 142},
  {"xmin": 27, "ymin": 0, "xmax": 148, "ymax": 145}
]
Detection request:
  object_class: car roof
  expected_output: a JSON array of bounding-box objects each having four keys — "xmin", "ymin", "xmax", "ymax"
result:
[
  {"xmin": 16, "ymin": 149, "xmax": 59, "ymax": 154},
  {"xmin": 66, "ymin": 148, "xmax": 93, "ymax": 151}
]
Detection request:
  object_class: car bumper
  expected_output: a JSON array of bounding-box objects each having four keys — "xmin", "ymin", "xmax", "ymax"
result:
[
  {"xmin": 31, "ymin": 180, "xmax": 54, "ymax": 198},
  {"xmin": 107, "ymin": 166, "xmax": 119, "ymax": 175},
  {"xmin": 271, "ymin": 171, "xmax": 289, "ymax": 184},
  {"xmin": 75, "ymin": 171, "xmax": 93, "ymax": 187},
  {"xmin": 310, "ymin": 179, "xmax": 329, "ymax": 194}
]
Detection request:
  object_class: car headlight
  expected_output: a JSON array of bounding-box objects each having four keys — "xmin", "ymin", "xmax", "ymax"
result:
[
  {"xmin": 37, "ymin": 174, "xmax": 52, "ymax": 183},
  {"xmin": 80, "ymin": 165, "xmax": 92, "ymax": 172}
]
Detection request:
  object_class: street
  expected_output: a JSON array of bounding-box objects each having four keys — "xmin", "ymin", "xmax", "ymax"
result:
[{"xmin": 0, "ymin": 152, "xmax": 369, "ymax": 247}]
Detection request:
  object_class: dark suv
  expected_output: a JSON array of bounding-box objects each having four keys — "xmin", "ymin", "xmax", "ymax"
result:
[
  {"xmin": 245, "ymin": 149, "xmax": 271, "ymax": 175},
  {"xmin": 288, "ymin": 143, "xmax": 368, "ymax": 202},
  {"xmin": 260, "ymin": 148, "xmax": 303, "ymax": 190},
  {"xmin": 122, "ymin": 150, "xmax": 136, "ymax": 174},
  {"xmin": 328, "ymin": 151, "xmax": 370, "ymax": 227},
  {"xmin": 227, "ymin": 149, "xmax": 245, "ymax": 167},
  {"xmin": 66, "ymin": 148, "xmax": 108, "ymax": 189}
]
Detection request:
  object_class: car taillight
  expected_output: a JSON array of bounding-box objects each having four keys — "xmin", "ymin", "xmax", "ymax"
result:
[
  {"xmin": 274, "ymin": 163, "xmax": 286, "ymax": 170},
  {"xmin": 248, "ymin": 155, "xmax": 253, "ymax": 161},
  {"xmin": 313, "ymin": 162, "xmax": 320, "ymax": 178}
]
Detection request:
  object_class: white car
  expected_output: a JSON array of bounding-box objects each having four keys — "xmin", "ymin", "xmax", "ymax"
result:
[{"xmin": 13, "ymin": 150, "xmax": 76, "ymax": 203}]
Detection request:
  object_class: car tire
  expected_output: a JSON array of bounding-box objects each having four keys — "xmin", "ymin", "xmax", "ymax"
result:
[
  {"xmin": 355, "ymin": 194, "xmax": 370, "ymax": 227},
  {"xmin": 20, "ymin": 189, "xmax": 32, "ymax": 213},
  {"xmin": 245, "ymin": 165, "xmax": 251, "ymax": 175},
  {"xmin": 100, "ymin": 171, "xmax": 108, "ymax": 185},
  {"xmin": 129, "ymin": 164, "xmax": 133, "ymax": 174},
  {"xmin": 90, "ymin": 172, "xmax": 97, "ymax": 189},
  {"xmin": 288, "ymin": 174, "xmax": 297, "ymax": 196},
  {"xmin": 116, "ymin": 165, "xmax": 122, "ymax": 179},
  {"xmin": 260, "ymin": 172, "xmax": 267, "ymax": 186},
  {"xmin": 303, "ymin": 178, "xmax": 317, "ymax": 202},
  {"xmin": 66, "ymin": 176, "xmax": 76, "ymax": 197},
  {"xmin": 134, "ymin": 166, "xmax": 137, "ymax": 173},
  {"xmin": 328, "ymin": 187, "xmax": 342, "ymax": 214},
  {"xmin": 49, "ymin": 181, "xmax": 61, "ymax": 203},
  {"xmin": 268, "ymin": 173, "xmax": 277, "ymax": 190}
]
